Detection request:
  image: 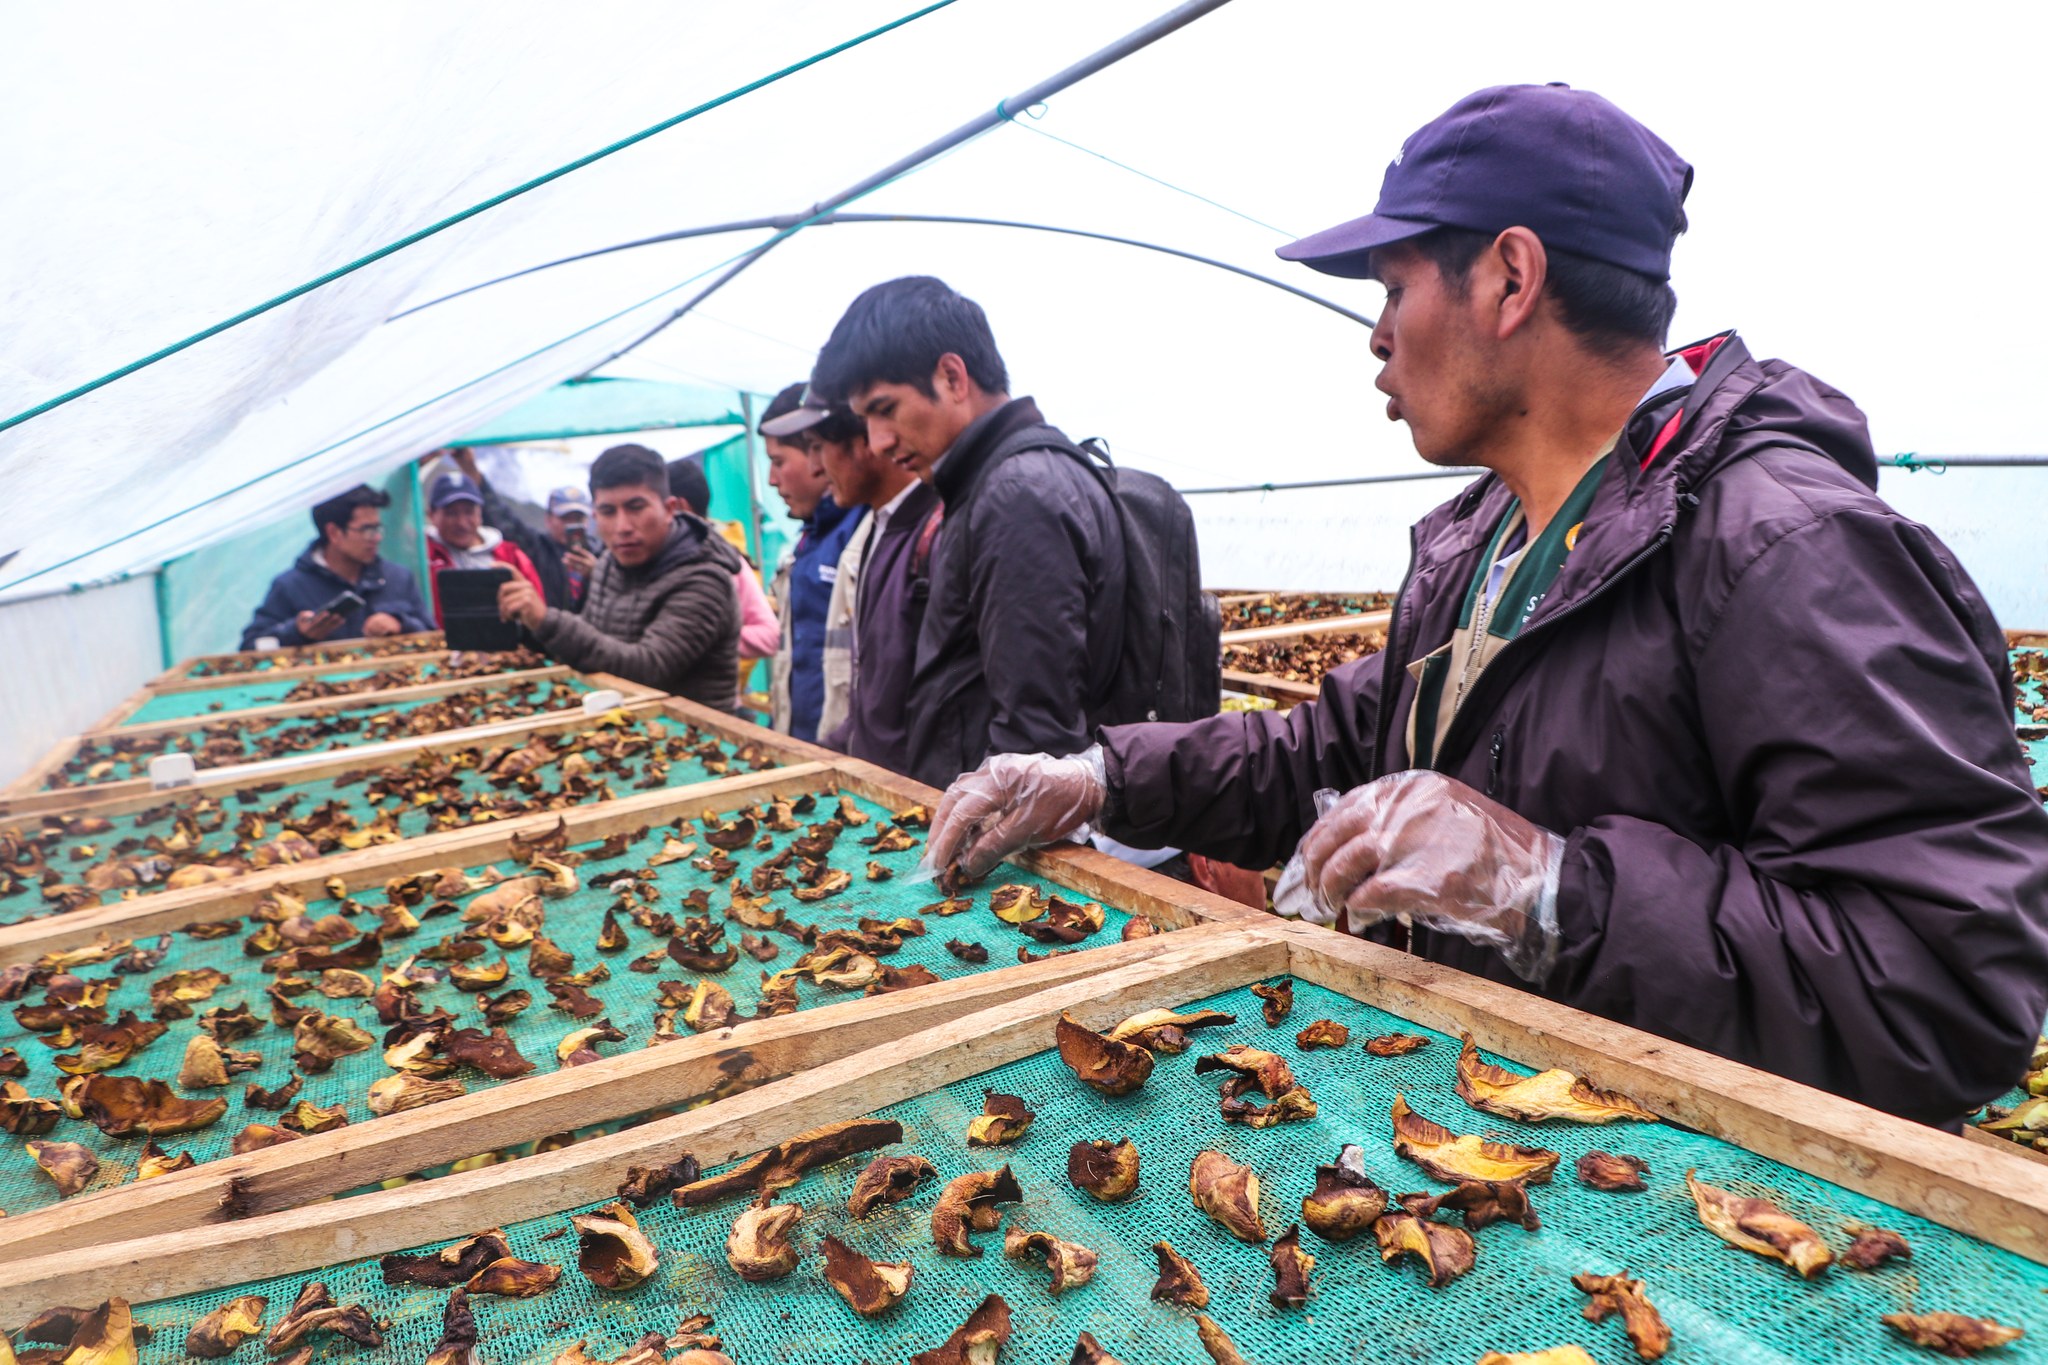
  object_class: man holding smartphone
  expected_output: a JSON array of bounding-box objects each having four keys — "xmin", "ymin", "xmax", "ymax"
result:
[{"xmin": 240, "ymin": 485, "xmax": 433, "ymax": 649}]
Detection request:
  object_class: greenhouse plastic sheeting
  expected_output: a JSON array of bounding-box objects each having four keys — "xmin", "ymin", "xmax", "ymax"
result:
[{"xmin": 454, "ymin": 376, "xmax": 745, "ymax": 445}]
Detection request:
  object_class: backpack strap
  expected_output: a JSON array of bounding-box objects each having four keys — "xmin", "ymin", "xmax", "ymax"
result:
[{"xmin": 910, "ymin": 504, "xmax": 946, "ymax": 579}]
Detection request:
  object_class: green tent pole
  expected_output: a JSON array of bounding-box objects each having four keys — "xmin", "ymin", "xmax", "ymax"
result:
[
  {"xmin": 153, "ymin": 565, "xmax": 175, "ymax": 669},
  {"xmin": 739, "ymin": 391, "xmax": 767, "ymax": 567},
  {"xmin": 406, "ymin": 462, "xmax": 432, "ymax": 595}
]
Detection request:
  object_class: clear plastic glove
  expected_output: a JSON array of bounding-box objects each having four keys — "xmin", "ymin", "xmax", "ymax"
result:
[
  {"xmin": 1273, "ymin": 770, "xmax": 1565, "ymax": 983},
  {"xmin": 920, "ymin": 747, "xmax": 1108, "ymax": 887}
]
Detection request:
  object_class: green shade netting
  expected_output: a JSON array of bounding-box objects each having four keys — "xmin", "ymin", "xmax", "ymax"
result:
[{"xmin": 128, "ymin": 977, "xmax": 2045, "ymax": 1363}]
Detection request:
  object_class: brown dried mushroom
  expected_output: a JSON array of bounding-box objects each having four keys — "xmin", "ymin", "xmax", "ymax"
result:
[
  {"xmin": 1250, "ymin": 978, "xmax": 1294, "ymax": 1025},
  {"xmin": 1879, "ymin": 1311, "xmax": 2025, "ymax": 1356},
  {"xmin": 909, "ymin": 1294, "xmax": 1012, "ymax": 1365},
  {"xmin": 382, "ymin": 1230, "xmax": 514, "ymax": 1287},
  {"xmin": 1295, "ymin": 1019, "xmax": 1348, "ymax": 1049},
  {"xmin": 1194, "ymin": 1314, "xmax": 1253, "ymax": 1365},
  {"xmin": 468, "ymin": 1256, "xmax": 563, "ymax": 1298},
  {"xmin": 1685, "ymin": 1170, "xmax": 1833, "ymax": 1278},
  {"xmin": 821, "ymin": 1233, "xmax": 914, "ymax": 1316},
  {"xmin": 674, "ymin": 1118, "xmax": 902, "ymax": 1206},
  {"xmin": 425, "ymin": 1287, "xmax": 479, "ymax": 1365},
  {"xmin": 1301, "ymin": 1144, "xmax": 1388, "ymax": 1241},
  {"xmin": 1399, "ymin": 1179, "xmax": 1541, "ymax": 1232},
  {"xmin": 1150, "ymin": 1240, "xmax": 1210, "ymax": 1308},
  {"xmin": 1576, "ymin": 1150, "xmax": 1650, "ymax": 1193},
  {"xmin": 1190, "ymin": 1150, "xmax": 1266, "ymax": 1242},
  {"xmin": 19, "ymin": 1299, "xmax": 142, "ymax": 1363},
  {"xmin": 573, "ymin": 1201, "xmax": 661, "ymax": 1290},
  {"xmin": 137, "ymin": 1138, "xmax": 197, "ymax": 1180},
  {"xmin": 1573, "ymin": 1271, "xmax": 1673, "ymax": 1361},
  {"xmin": 1476, "ymin": 1352, "xmax": 1598, "ymax": 1365},
  {"xmin": 848, "ymin": 1153, "xmax": 938, "ymax": 1217},
  {"xmin": 267, "ymin": 1280, "xmax": 384, "ymax": 1352},
  {"xmin": 1363, "ymin": 1033, "xmax": 1433, "ymax": 1056},
  {"xmin": 186, "ymin": 1294, "xmax": 268, "ymax": 1357},
  {"xmin": 1070, "ymin": 1333, "xmax": 1127, "ymax": 1365},
  {"xmin": 1391, "ymin": 1094, "xmax": 1560, "ymax": 1184},
  {"xmin": 618, "ymin": 1153, "xmax": 703, "ymax": 1207},
  {"xmin": 1269, "ymin": 1223, "xmax": 1315, "ymax": 1307},
  {"xmin": 367, "ymin": 1073, "xmax": 467, "ymax": 1116},
  {"xmin": 966, "ymin": 1090, "xmax": 1035, "ymax": 1146},
  {"xmin": 930, "ymin": 1165, "xmax": 1024, "ymax": 1257},
  {"xmin": 1373, "ymin": 1208, "xmax": 1478, "ymax": 1287},
  {"xmin": 73, "ymin": 1074, "xmax": 229, "ymax": 1137},
  {"xmin": 27, "ymin": 1138, "xmax": 98, "ymax": 1195},
  {"xmin": 726, "ymin": 1191, "xmax": 803, "ymax": 1281},
  {"xmin": 1106, "ymin": 1008, "xmax": 1236, "ymax": 1055},
  {"xmin": 1456, "ymin": 1036, "xmax": 1659, "ymax": 1125},
  {"xmin": 1067, "ymin": 1138, "xmax": 1140, "ymax": 1202},
  {"xmin": 1004, "ymin": 1228, "xmax": 1099, "ymax": 1295},
  {"xmin": 1056, "ymin": 1012, "xmax": 1154, "ymax": 1096},
  {"xmin": 1842, "ymin": 1226, "xmax": 1913, "ymax": 1271}
]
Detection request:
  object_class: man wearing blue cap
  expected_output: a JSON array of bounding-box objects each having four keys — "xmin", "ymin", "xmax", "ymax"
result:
[
  {"xmin": 423, "ymin": 468, "xmax": 545, "ymax": 628},
  {"xmin": 441, "ymin": 447, "xmax": 596, "ymax": 611},
  {"xmin": 922, "ymin": 84, "xmax": 2048, "ymax": 1128}
]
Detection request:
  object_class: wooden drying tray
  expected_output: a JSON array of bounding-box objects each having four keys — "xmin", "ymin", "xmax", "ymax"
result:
[
  {"xmin": 7, "ymin": 913, "xmax": 2044, "ymax": 1316},
  {"xmin": 1218, "ymin": 608, "xmax": 1392, "ymax": 647},
  {"xmin": 0, "ymin": 668, "xmax": 657, "ymax": 811},
  {"xmin": 0, "ymin": 755, "xmax": 1261, "ymax": 1270},
  {"xmin": 2005, "ymin": 629, "xmax": 2048, "ymax": 647},
  {"xmin": 109, "ymin": 647, "xmax": 472, "ymax": 718},
  {"xmin": 87, "ymin": 662, "xmax": 572, "ymax": 736},
  {"xmin": 1221, "ymin": 668, "xmax": 1320, "ymax": 708},
  {"xmin": 144, "ymin": 631, "xmax": 449, "ymax": 688},
  {"xmin": 0, "ymin": 696, "xmax": 842, "ymax": 954}
]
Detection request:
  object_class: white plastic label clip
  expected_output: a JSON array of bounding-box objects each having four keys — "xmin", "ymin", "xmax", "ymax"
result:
[
  {"xmin": 581, "ymin": 689, "xmax": 624, "ymax": 716},
  {"xmin": 148, "ymin": 753, "xmax": 198, "ymax": 790}
]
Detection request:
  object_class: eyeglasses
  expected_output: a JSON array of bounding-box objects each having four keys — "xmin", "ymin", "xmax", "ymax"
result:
[{"xmin": 345, "ymin": 522, "xmax": 386, "ymax": 538}]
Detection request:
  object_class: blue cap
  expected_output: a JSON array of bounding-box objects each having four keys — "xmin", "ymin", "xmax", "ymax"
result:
[
  {"xmin": 1278, "ymin": 83, "xmax": 1692, "ymax": 281},
  {"xmin": 427, "ymin": 470, "xmax": 483, "ymax": 511}
]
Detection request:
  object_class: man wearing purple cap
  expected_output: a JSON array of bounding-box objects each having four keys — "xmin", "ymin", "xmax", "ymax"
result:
[
  {"xmin": 423, "ymin": 468, "xmax": 545, "ymax": 628},
  {"xmin": 922, "ymin": 84, "xmax": 2048, "ymax": 1127},
  {"xmin": 442, "ymin": 447, "xmax": 596, "ymax": 611}
]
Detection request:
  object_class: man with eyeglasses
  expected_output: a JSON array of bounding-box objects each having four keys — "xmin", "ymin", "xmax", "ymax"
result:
[{"xmin": 240, "ymin": 484, "xmax": 433, "ymax": 649}]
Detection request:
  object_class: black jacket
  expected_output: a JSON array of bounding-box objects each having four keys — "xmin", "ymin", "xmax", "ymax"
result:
[
  {"xmin": 478, "ymin": 477, "xmax": 582, "ymax": 612},
  {"xmin": 906, "ymin": 397, "xmax": 1125, "ymax": 788},
  {"xmin": 240, "ymin": 544, "xmax": 433, "ymax": 649}
]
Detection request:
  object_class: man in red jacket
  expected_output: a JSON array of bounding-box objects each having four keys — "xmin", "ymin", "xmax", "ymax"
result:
[
  {"xmin": 424, "ymin": 470, "xmax": 543, "ymax": 626},
  {"xmin": 924, "ymin": 83, "xmax": 2048, "ymax": 1128}
]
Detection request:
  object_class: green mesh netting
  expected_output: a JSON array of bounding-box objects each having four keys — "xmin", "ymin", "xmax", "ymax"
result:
[
  {"xmin": 125, "ymin": 654, "xmax": 562, "ymax": 728},
  {"xmin": 44, "ymin": 677, "xmax": 594, "ymax": 789},
  {"xmin": 127, "ymin": 979, "xmax": 2045, "ymax": 1363},
  {"xmin": 2, "ymin": 712, "xmax": 748, "ymax": 924},
  {"xmin": 0, "ymin": 792, "xmax": 1125, "ymax": 1218},
  {"xmin": 121, "ymin": 672, "xmax": 385, "ymax": 726},
  {"xmin": 179, "ymin": 635, "xmax": 447, "ymax": 681},
  {"xmin": 2014, "ymin": 648, "xmax": 2048, "ymax": 726}
]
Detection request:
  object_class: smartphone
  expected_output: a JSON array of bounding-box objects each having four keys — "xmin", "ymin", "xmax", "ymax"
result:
[
  {"xmin": 564, "ymin": 526, "xmax": 588, "ymax": 552},
  {"xmin": 314, "ymin": 590, "xmax": 366, "ymax": 617}
]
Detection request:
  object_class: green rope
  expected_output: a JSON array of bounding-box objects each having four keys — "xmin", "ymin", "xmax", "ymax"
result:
[
  {"xmin": 0, "ymin": 0, "xmax": 958, "ymax": 439},
  {"xmin": 1889, "ymin": 451, "xmax": 1948, "ymax": 474},
  {"xmin": 997, "ymin": 98, "xmax": 1296, "ymax": 238}
]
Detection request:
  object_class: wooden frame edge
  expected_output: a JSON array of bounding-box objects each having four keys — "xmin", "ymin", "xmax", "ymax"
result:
[
  {"xmin": 83, "ymin": 665, "xmax": 580, "ymax": 741},
  {"xmin": 1218, "ymin": 608, "xmax": 1392, "ymax": 646}
]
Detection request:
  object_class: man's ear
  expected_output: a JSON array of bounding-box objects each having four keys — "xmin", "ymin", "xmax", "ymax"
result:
[
  {"xmin": 1491, "ymin": 227, "xmax": 1549, "ymax": 340},
  {"xmin": 933, "ymin": 352, "xmax": 971, "ymax": 401},
  {"xmin": 663, "ymin": 494, "xmax": 684, "ymax": 517}
]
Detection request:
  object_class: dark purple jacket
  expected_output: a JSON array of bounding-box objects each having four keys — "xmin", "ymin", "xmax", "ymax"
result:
[
  {"xmin": 1102, "ymin": 333, "xmax": 2048, "ymax": 1126},
  {"xmin": 825, "ymin": 480, "xmax": 941, "ymax": 773}
]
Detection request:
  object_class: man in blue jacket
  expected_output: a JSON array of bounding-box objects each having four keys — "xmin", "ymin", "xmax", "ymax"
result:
[
  {"xmin": 759, "ymin": 383, "xmax": 864, "ymax": 741},
  {"xmin": 240, "ymin": 484, "xmax": 433, "ymax": 649}
]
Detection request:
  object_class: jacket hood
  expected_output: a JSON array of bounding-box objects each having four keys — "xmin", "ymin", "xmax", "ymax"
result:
[
  {"xmin": 292, "ymin": 543, "xmax": 387, "ymax": 587},
  {"xmin": 629, "ymin": 513, "xmax": 737, "ymax": 581},
  {"xmin": 1653, "ymin": 332, "xmax": 1878, "ymax": 494},
  {"xmin": 428, "ymin": 525, "xmax": 505, "ymax": 553}
]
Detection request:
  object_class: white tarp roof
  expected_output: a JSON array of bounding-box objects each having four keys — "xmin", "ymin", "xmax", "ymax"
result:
[{"xmin": 4, "ymin": 0, "xmax": 2045, "ymax": 609}]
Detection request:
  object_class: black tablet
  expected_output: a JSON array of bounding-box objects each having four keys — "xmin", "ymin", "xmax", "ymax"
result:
[{"xmin": 436, "ymin": 567, "xmax": 522, "ymax": 652}]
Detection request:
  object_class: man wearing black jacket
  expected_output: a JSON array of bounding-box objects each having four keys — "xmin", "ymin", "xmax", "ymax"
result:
[{"xmin": 809, "ymin": 276, "xmax": 1125, "ymax": 789}]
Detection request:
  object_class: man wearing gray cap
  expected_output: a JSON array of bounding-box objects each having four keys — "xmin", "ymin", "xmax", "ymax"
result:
[{"xmin": 918, "ymin": 83, "xmax": 2048, "ymax": 1128}]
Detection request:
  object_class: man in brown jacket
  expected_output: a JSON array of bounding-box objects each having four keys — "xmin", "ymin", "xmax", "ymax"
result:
[{"xmin": 500, "ymin": 443, "xmax": 741, "ymax": 709}]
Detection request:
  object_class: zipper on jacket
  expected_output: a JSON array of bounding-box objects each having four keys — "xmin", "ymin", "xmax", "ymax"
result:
[{"xmin": 1487, "ymin": 728, "xmax": 1505, "ymax": 799}]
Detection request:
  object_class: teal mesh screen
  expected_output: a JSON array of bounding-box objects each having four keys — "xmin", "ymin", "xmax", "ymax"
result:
[
  {"xmin": 0, "ymin": 793, "xmax": 1124, "ymax": 1218},
  {"xmin": 125, "ymin": 652, "xmax": 551, "ymax": 727},
  {"xmin": 0, "ymin": 713, "xmax": 751, "ymax": 924},
  {"xmin": 44, "ymin": 677, "xmax": 594, "ymax": 789},
  {"xmin": 2015, "ymin": 648, "xmax": 2047, "ymax": 725},
  {"xmin": 126, "ymin": 979, "xmax": 2045, "ymax": 1363},
  {"xmin": 122, "ymin": 672, "xmax": 384, "ymax": 726},
  {"xmin": 180, "ymin": 634, "xmax": 447, "ymax": 681}
]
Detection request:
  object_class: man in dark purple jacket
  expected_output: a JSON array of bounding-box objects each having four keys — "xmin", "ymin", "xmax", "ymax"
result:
[{"xmin": 925, "ymin": 84, "xmax": 2048, "ymax": 1127}]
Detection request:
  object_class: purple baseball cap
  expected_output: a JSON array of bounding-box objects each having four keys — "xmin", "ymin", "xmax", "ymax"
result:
[
  {"xmin": 1278, "ymin": 83, "xmax": 1693, "ymax": 281},
  {"xmin": 426, "ymin": 470, "xmax": 483, "ymax": 511}
]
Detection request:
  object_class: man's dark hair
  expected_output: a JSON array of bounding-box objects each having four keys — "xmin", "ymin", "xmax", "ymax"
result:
[
  {"xmin": 809, "ymin": 276, "xmax": 1008, "ymax": 403},
  {"xmin": 1409, "ymin": 227, "xmax": 1681, "ymax": 360},
  {"xmin": 590, "ymin": 443, "xmax": 670, "ymax": 496},
  {"xmin": 807, "ymin": 405, "xmax": 865, "ymax": 447},
  {"xmin": 758, "ymin": 383, "xmax": 808, "ymax": 436},
  {"xmin": 310, "ymin": 484, "xmax": 389, "ymax": 544},
  {"xmin": 666, "ymin": 456, "xmax": 712, "ymax": 518}
]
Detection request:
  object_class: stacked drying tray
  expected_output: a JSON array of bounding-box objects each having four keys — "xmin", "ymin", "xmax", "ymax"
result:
[
  {"xmin": 0, "ymin": 918, "xmax": 2041, "ymax": 1363},
  {"xmin": 1214, "ymin": 593, "xmax": 1392, "ymax": 709}
]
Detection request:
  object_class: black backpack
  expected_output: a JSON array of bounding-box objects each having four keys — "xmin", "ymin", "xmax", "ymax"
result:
[{"xmin": 989, "ymin": 425, "xmax": 1222, "ymax": 725}]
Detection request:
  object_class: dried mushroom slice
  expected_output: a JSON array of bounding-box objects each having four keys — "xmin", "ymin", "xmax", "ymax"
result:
[
  {"xmin": 557, "ymin": 1020, "xmax": 628, "ymax": 1067},
  {"xmin": 73, "ymin": 1075, "xmax": 229, "ymax": 1137},
  {"xmin": 1842, "ymin": 1226, "xmax": 1912, "ymax": 1271},
  {"xmin": 1189, "ymin": 1150, "xmax": 1266, "ymax": 1242},
  {"xmin": 27, "ymin": 1138, "xmax": 98, "ymax": 1195},
  {"xmin": 989, "ymin": 884, "xmax": 1049, "ymax": 924},
  {"xmin": 186, "ymin": 1294, "xmax": 268, "ymax": 1357},
  {"xmin": 291, "ymin": 1012, "xmax": 375, "ymax": 1073},
  {"xmin": 865, "ymin": 825, "xmax": 917, "ymax": 854},
  {"xmin": 1296, "ymin": 1019, "xmax": 1349, "ymax": 1049},
  {"xmin": 1194, "ymin": 1314, "xmax": 1253, "ymax": 1365},
  {"xmin": 1268, "ymin": 1224, "xmax": 1315, "ymax": 1307},
  {"xmin": 1455, "ymin": 1036, "xmax": 1659, "ymax": 1124},
  {"xmin": 821, "ymin": 1233, "xmax": 914, "ymax": 1316},
  {"xmin": 726, "ymin": 1191, "xmax": 803, "ymax": 1281},
  {"xmin": 1363, "ymin": 1033, "xmax": 1433, "ymax": 1056},
  {"xmin": 382, "ymin": 1230, "xmax": 514, "ymax": 1287},
  {"xmin": 367, "ymin": 1073, "xmax": 466, "ymax": 1116},
  {"xmin": 281, "ymin": 1098, "xmax": 349, "ymax": 1134},
  {"xmin": 618, "ymin": 1154, "xmax": 703, "ymax": 1208},
  {"xmin": 1477, "ymin": 1352, "xmax": 1598, "ymax": 1365},
  {"xmin": 1150, "ymin": 1240, "xmax": 1210, "ymax": 1308},
  {"xmin": 703, "ymin": 815, "xmax": 757, "ymax": 851},
  {"xmin": 1391, "ymin": 1095, "xmax": 1560, "ymax": 1184},
  {"xmin": 1685, "ymin": 1170, "xmax": 1833, "ymax": 1278},
  {"xmin": 1373, "ymin": 1208, "xmax": 1478, "ymax": 1287},
  {"xmin": 1572, "ymin": 1272, "xmax": 1672, "ymax": 1361},
  {"xmin": 267, "ymin": 1280, "xmax": 384, "ymax": 1352},
  {"xmin": 1019, "ymin": 897, "xmax": 1106, "ymax": 945},
  {"xmin": 1056, "ymin": 1013, "xmax": 1154, "ymax": 1096},
  {"xmin": 1220, "ymin": 1085, "xmax": 1318, "ymax": 1129},
  {"xmin": 1067, "ymin": 1138, "xmax": 1140, "ymax": 1202},
  {"xmin": 1004, "ymin": 1228, "xmax": 1099, "ymax": 1295},
  {"xmin": 137, "ymin": 1138, "xmax": 196, "ymax": 1180},
  {"xmin": 1301, "ymin": 1144, "xmax": 1388, "ymax": 1241},
  {"xmin": 468, "ymin": 1256, "xmax": 562, "ymax": 1298},
  {"xmin": 425, "ymin": 1287, "xmax": 479, "ymax": 1365},
  {"xmin": 20, "ymin": 1299, "xmax": 141, "ymax": 1362},
  {"xmin": 674, "ymin": 1118, "xmax": 902, "ymax": 1206},
  {"xmin": 1400, "ymin": 1179, "xmax": 1541, "ymax": 1232},
  {"xmin": 966, "ymin": 1090, "xmax": 1035, "ymax": 1146},
  {"xmin": 443, "ymin": 1027, "xmax": 536, "ymax": 1079},
  {"xmin": 177, "ymin": 1033, "xmax": 260, "ymax": 1089},
  {"xmin": 574, "ymin": 1201, "xmax": 661, "ymax": 1290},
  {"xmin": 1193, "ymin": 1045, "xmax": 1297, "ymax": 1098},
  {"xmin": 1879, "ymin": 1311, "xmax": 2025, "ymax": 1356},
  {"xmin": 0, "ymin": 1081, "xmax": 61, "ymax": 1135},
  {"xmin": 1070, "ymin": 1332, "xmax": 1127, "ymax": 1365},
  {"xmin": 909, "ymin": 1293, "xmax": 1011, "ymax": 1365},
  {"xmin": 919, "ymin": 897, "xmax": 974, "ymax": 917},
  {"xmin": 1250, "ymin": 978, "xmax": 1293, "ymax": 1026},
  {"xmin": 843, "ymin": 1153, "xmax": 937, "ymax": 1218},
  {"xmin": 946, "ymin": 939, "xmax": 990, "ymax": 964},
  {"xmin": 1105, "ymin": 1008, "xmax": 1237, "ymax": 1055},
  {"xmin": 1576, "ymin": 1150, "xmax": 1650, "ymax": 1193},
  {"xmin": 930, "ymin": 1165, "xmax": 1024, "ymax": 1257}
]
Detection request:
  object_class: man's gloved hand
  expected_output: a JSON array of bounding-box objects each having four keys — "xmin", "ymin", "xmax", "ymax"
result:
[
  {"xmin": 922, "ymin": 747, "xmax": 1109, "ymax": 886},
  {"xmin": 1273, "ymin": 769, "xmax": 1566, "ymax": 982}
]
